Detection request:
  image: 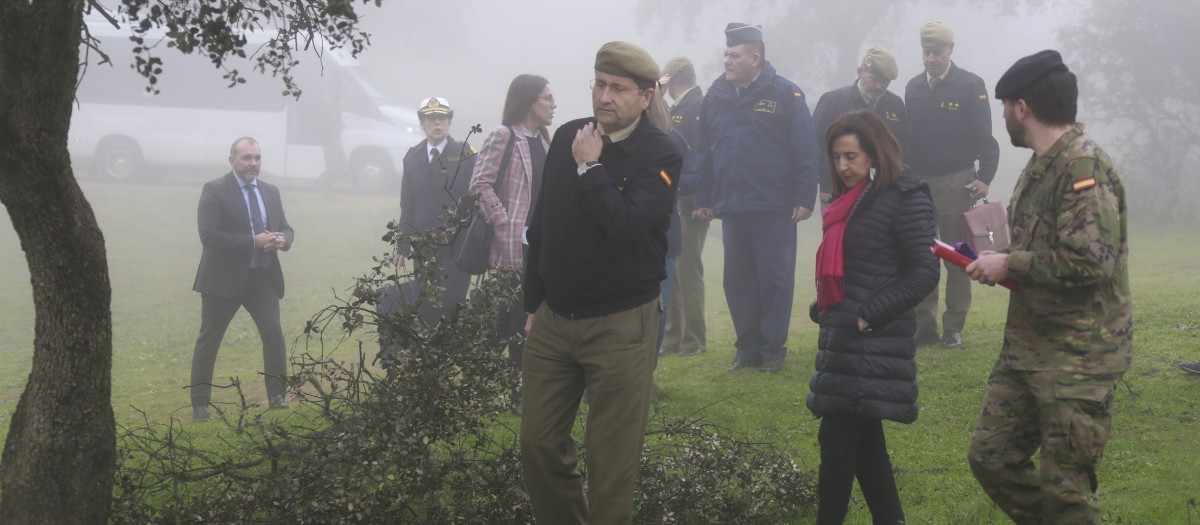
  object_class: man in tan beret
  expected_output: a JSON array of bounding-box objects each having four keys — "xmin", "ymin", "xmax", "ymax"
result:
[
  {"xmin": 520, "ymin": 40, "xmax": 682, "ymax": 525},
  {"xmin": 904, "ymin": 21, "xmax": 1000, "ymax": 349},
  {"xmin": 657, "ymin": 54, "xmax": 711, "ymax": 360},
  {"xmin": 812, "ymin": 46, "xmax": 909, "ymax": 208}
]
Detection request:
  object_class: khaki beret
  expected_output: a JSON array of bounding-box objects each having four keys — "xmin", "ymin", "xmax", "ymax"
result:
[
  {"xmin": 920, "ymin": 21, "xmax": 954, "ymax": 48},
  {"xmin": 661, "ymin": 55, "xmax": 694, "ymax": 79},
  {"xmin": 861, "ymin": 47, "xmax": 898, "ymax": 81},
  {"xmin": 595, "ymin": 41, "xmax": 660, "ymax": 84}
]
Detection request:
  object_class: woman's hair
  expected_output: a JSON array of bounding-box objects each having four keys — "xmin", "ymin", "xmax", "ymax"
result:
[
  {"xmin": 646, "ymin": 83, "xmax": 672, "ymax": 134},
  {"xmin": 501, "ymin": 74, "xmax": 550, "ymax": 138},
  {"xmin": 824, "ymin": 110, "xmax": 903, "ymax": 194}
]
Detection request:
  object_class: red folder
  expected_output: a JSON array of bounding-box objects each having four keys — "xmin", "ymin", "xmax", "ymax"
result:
[{"xmin": 931, "ymin": 240, "xmax": 1020, "ymax": 291}]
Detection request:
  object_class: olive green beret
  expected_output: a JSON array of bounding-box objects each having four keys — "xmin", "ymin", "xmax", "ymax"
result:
[
  {"xmin": 595, "ymin": 41, "xmax": 661, "ymax": 84},
  {"xmin": 661, "ymin": 55, "xmax": 694, "ymax": 79},
  {"xmin": 861, "ymin": 47, "xmax": 898, "ymax": 81},
  {"xmin": 920, "ymin": 21, "xmax": 954, "ymax": 48}
]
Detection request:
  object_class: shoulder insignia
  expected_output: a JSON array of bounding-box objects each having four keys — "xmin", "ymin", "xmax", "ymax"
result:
[
  {"xmin": 1072, "ymin": 177, "xmax": 1096, "ymax": 191},
  {"xmin": 794, "ymin": 92, "xmax": 803, "ymax": 98},
  {"xmin": 979, "ymin": 94, "xmax": 987, "ymax": 100},
  {"xmin": 659, "ymin": 170, "xmax": 673, "ymax": 187}
]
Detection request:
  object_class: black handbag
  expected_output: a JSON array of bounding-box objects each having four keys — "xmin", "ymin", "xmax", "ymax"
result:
[{"xmin": 451, "ymin": 127, "xmax": 516, "ymax": 275}]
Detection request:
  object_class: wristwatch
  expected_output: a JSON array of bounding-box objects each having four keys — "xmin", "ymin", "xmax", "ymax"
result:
[{"xmin": 577, "ymin": 161, "xmax": 600, "ymax": 177}]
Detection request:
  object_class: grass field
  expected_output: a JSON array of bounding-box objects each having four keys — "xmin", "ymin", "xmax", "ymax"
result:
[{"xmin": 1, "ymin": 178, "xmax": 1198, "ymax": 523}]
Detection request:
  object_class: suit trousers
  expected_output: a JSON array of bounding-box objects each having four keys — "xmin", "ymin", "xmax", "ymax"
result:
[
  {"xmin": 190, "ymin": 269, "xmax": 288, "ymax": 406},
  {"xmin": 817, "ymin": 414, "xmax": 906, "ymax": 525},
  {"xmin": 662, "ymin": 213, "xmax": 709, "ymax": 352},
  {"xmin": 721, "ymin": 212, "xmax": 797, "ymax": 363},
  {"xmin": 520, "ymin": 298, "xmax": 660, "ymax": 525},
  {"xmin": 915, "ymin": 168, "xmax": 976, "ymax": 334}
]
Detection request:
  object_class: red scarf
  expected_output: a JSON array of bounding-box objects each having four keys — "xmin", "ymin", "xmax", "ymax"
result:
[{"xmin": 816, "ymin": 180, "xmax": 870, "ymax": 311}]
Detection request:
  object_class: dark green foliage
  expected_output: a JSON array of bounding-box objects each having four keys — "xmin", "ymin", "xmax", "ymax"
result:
[{"xmin": 109, "ymin": 200, "xmax": 815, "ymax": 523}]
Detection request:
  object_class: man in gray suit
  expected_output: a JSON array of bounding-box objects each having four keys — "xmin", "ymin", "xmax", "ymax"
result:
[{"xmin": 190, "ymin": 136, "xmax": 295, "ymax": 422}]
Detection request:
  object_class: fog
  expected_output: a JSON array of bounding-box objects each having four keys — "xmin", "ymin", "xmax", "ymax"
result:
[
  {"xmin": 68, "ymin": 0, "xmax": 1102, "ymax": 197},
  {"xmin": 1, "ymin": 0, "xmax": 1191, "ymax": 420},
  {"xmin": 354, "ymin": 0, "xmax": 1076, "ymax": 194}
]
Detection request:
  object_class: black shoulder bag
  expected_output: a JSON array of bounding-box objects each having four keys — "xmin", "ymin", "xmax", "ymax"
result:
[{"xmin": 451, "ymin": 126, "xmax": 516, "ymax": 275}]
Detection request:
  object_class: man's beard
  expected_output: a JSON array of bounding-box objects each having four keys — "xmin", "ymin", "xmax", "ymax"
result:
[{"xmin": 1005, "ymin": 115, "xmax": 1027, "ymax": 148}]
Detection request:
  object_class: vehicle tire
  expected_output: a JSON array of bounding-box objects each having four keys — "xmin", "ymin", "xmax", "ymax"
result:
[
  {"xmin": 348, "ymin": 152, "xmax": 395, "ymax": 192},
  {"xmin": 94, "ymin": 140, "xmax": 144, "ymax": 181}
]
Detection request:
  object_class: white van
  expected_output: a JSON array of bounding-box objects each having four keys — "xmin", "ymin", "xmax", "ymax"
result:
[{"xmin": 69, "ymin": 17, "xmax": 422, "ymax": 191}]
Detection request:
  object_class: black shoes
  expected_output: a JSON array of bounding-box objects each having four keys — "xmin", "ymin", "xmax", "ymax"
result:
[
  {"xmin": 679, "ymin": 348, "xmax": 707, "ymax": 357},
  {"xmin": 760, "ymin": 358, "xmax": 784, "ymax": 373},
  {"xmin": 657, "ymin": 347, "xmax": 676, "ymax": 357},
  {"xmin": 940, "ymin": 331, "xmax": 963, "ymax": 349},
  {"xmin": 914, "ymin": 329, "xmax": 940, "ymax": 347},
  {"xmin": 1181, "ymin": 361, "xmax": 1200, "ymax": 375},
  {"xmin": 193, "ymin": 405, "xmax": 212, "ymax": 423},
  {"xmin": 269, "ymin": 394, "xmax": 290, "ymax": 410},
  {"xmin": 725, "ymin": 359, "xmax": 757, "ymax": 372}
]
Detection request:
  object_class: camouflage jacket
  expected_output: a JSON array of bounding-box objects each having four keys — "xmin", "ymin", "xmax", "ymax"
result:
[{"xmin": 998, "ymin": 124, "xmax": 1132, "ymax": 373}]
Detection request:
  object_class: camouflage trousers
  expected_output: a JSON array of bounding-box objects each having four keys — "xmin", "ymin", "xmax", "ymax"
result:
[{"xmin": 967, "ymin": 365, "xmax": 1120, "ymax": 525}]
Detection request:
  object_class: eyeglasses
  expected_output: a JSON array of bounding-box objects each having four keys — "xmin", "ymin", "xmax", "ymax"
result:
[
  {"xmin": 589, "ymin": 79, "xmax": 638, "ymax": 96},
  {"xmin": 538, "ymin": 95, "xmax": 555, "ymax": 104}
]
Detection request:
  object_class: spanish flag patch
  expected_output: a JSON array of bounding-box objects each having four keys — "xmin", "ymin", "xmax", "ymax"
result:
[
  {"xmin": 794, "ymin": 92, "xmax": 803, "ymax": 97},
  {"xmin": 979, "ymin": 94, "xmax": 987, "ymax": 100},
  {"xmin": 659, "ymin": 170, "xmax": 673, "ymax": 186},
  {"xmin": 1072, "ymin": 177, "xmax": 1096, "ymax": 191}
]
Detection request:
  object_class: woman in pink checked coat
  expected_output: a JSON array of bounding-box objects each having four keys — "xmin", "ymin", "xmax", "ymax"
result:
[{"xmin": 468, "ymin": 74, "xmax": 555, "ymax": 416}]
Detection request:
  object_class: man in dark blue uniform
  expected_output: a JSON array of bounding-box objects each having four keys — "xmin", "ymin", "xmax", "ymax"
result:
[
  {"xmin": 904, "ymin": 21, "xmax": 1000, "ymax": 349},
  {"xmin": 694, "ymin": 23, "xmax": 821, "ymax": 373},
  {"xmin": 812, "ymin": 47, "xmax": 907, "ymax": 208}
]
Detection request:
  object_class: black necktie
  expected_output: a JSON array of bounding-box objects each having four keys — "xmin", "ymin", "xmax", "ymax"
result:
[
  {"xmin": 602, "ymin": 135, "xmax": 613, "ymax": 150},
  {"xmin": 245, "ymin": 184, "xmax": 267, "ymax": 269},
  {"xmin": 431, "ymin": 148, "xmax": 440, "ymax": 163}
]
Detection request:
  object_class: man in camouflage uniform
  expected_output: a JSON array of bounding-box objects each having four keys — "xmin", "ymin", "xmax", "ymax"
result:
[{"xmin": 964, "ymin": 50, "xmax": 1132, "ymax": 525}]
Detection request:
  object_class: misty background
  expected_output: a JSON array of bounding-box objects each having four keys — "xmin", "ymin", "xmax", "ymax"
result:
[{"xmin": 356, "ymin": 0, "xmax": 1075, "ymax": 198}]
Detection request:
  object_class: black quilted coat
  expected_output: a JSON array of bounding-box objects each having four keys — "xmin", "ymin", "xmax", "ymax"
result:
[{"xmin": 806, "ymin": 169, "xmax": 940, "ymax": 424}]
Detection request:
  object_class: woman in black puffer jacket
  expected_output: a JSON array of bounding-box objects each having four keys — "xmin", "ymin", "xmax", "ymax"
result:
[{"xmin": 807, "ymin": 110, "xmax": 940, "ymax": 525}]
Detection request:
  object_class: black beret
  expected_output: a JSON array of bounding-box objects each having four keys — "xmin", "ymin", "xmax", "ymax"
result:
[
  {"xmin": 725, "ymin": 23, "xmax": 762, "ymax": 47},
  {"xmin": 995, "ymin": 50, "xmax": 1069, "ymax": 100}
]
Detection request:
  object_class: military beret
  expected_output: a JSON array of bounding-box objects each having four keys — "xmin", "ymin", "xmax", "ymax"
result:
[
  {"xmin": 725, "ymin": 23, "xmax": 763, "ymax": 47},
  {"xmin": 418, "ymin": 97, "xmax": 453, "ymax": 119},
  {"xmin": 595, "ymin": 41, "xmax": 661, "ymax": 84},
  {"xmin": 920, "ymin": 21, "xmax": 954, "ymax": 48},
  {"xmin": 861, "ymin": 47, "xmax": 898, "ymax": 81},
  {"xmin": 995, "ymin": 50, "xmax": 1069, "ymax": 100},
  {"xmin": 661, "ymin": 55, "xmax": 694, "ymax": 79}
]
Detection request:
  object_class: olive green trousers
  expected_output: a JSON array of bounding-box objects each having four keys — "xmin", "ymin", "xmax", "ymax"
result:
[{"xmin": 520, "ymin": 298, "xmax": 659, "ymax": 525}]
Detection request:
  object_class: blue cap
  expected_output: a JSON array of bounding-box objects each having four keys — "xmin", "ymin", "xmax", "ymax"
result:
[{"xmin": 725, "ymin": 23, "xmax": 763, "ymax": 47}]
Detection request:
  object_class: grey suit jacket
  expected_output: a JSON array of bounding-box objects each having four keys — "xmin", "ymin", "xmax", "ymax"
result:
[{"xmin": 192, "ymin": 172, "xmax": 294, "ymax": 299}]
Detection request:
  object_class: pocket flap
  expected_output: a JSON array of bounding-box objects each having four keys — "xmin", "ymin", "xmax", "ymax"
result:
[{"xmin": 1053, "ymin": 381, "xmax": 1112, "ymax": 403}]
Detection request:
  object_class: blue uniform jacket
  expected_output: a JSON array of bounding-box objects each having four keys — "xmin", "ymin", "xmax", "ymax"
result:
[{"xmin": 694, "ymin": 61, "xmax": 821, "ymax": 215}]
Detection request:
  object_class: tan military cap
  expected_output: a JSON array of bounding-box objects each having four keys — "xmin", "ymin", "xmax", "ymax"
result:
[
  {"xmin": 661, "ymin": 55, "xmax": 694, "ymax": 79},
  {"xmin": 861, "ymin": 47, "xmax": 898, "ymax": 80},
  {"xmin": 920, "ymin": 21, "xmax": 954, "ymax": 48},
  {"xmin": 595, "ymin": 41, "xmax": 661, "ymax": 84}
]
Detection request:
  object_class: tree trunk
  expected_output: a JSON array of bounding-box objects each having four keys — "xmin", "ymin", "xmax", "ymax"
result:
[{"xmin": 0, "ymin": 1, "xmax": 116, "ymax": 523}]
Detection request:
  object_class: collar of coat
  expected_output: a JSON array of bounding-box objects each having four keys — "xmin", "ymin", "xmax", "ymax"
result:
[
  {"xmin": 709, "ymin": 61, "xmax": 779, "ymax": 100},
  {"xmin": 589, "ymin": 111, "xmax": 653, "ymax": 154}
]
